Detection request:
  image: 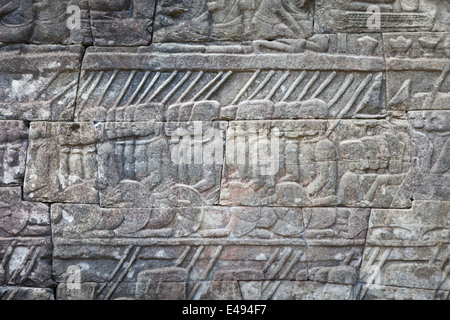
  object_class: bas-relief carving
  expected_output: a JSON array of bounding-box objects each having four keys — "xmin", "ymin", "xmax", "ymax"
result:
[
  {"xmin": 76, "ymin": 45, "xmax": 387, "ymax": 123},
  {"xmin": 23, "ymin": 122, "xmax": 98, "ymax": 204},
  {"xmin": 360, "ymin": 201, "xmax": 449, "ymax": 300},
  {"xmin": 0, "ymin": 0, "xmax": 155, "ymax": 46},
  {"xmin": 0, "ymin": 45, "xmax": 83, "ymax": 121},
  {"xmin": 154, "ymin": 0, "xmax": 314, "ymax": 43},
  {"xmin": 315, "ymin": 0, "xmax": 449, "ymax": 33},
  {"xmin": 221, "ymin": 120, "xmax": 412, "ymax": 208},
  {"xmin": 409, "ymin": 111, "xmax": 450, "ymax": 201},
  {"xmin": 52, "ymin": 204, "xmax": 368, "ymax": 300},
  {"xmin": 0, "ymin": 121, "xmax": 28, "ymax": 186},
  {"xmin": 96, "ymin": 121, "xmax": 225, "ymax": 208},
  {"xmin": 0, "ymin": 286, "xmax": 54, "ymax": 300},
  {"xmin": 0, "ymin": 188, "xmax": 53, "ymax": 288},
  {"xmin": 0, "ymin": 0, "xmax": 89, "ymax": 45},
  {"xmin": 88, "ymin": 0, "xmax": 156, "ymax": 46},
  {"xmin": 0, "ymin": 0, "xmax": 448, "ymax": 301},
  {"xmin": 386, "ymin": 33, "xmax": 450, "ymax": 112}
]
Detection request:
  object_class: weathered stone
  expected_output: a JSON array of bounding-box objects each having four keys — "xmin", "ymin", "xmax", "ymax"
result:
[
  {"xmin": 0, "ymin": 121, "xmax": 28, "ymax": 186},
  {"xmin": 0, "ymin": 45, "xmax": 84, "ymax": 121},
  {"xmin": 0, "ymin": 0, "xmax": 92, "ymax": 45},
  {"xmin": 154, "ymin": 0, "xmax": 315, "ymax": 43},
  {"xmin": 0, "ymin": 286, "xmax": 54, "ymax": 300},
  {"xmin": 315, "ymin": 0, "xmax": 448, "ymax": 33},
  {"xmin": 295, "ymin": 281, "xmax": 357, "ymax": 300},
  {"xmin": 360, "ymin": 201, "xmax": 449, "ymax": 300},
  {"xmin": 75, "ymin": 47, "xmax": 387, "ymax": 122},
  {"xmin": 76, "ymin": 45, "xmax": 386, "ymax": 121},
  {"xmin": 88, "ymin": 0, "xmax": 156, "ymax": 46},
  {"xmin": 50, "ymin": 203, "xmax": 373, "ymax": 299},
  {"xmin": 95, "ymin": 121, "xmax": 225, "ymax": 208},
  {"xmin": 24, "ymin": 122, "xmax": 98, "ymax": 203},
  {"xmin": 0, "ymin": 0, "xmax": 156, "ymax": 46},
  {"xmin": 0, "ymin": 188, "xmax": 53, "ymax": 287},
  {"xmin": 359, "ymin": 285, "xmax": 448, "ymax": 300},
  {"xmin": 409, "ymin": 111, "xmax": 450, "ymax": 200},
  {"xmin": 386, "ymin": 33, "xmax": 450, "ymax": 111},
  {"xmin": 221, "ymin": 120, "xmax": 412, "ymax": 208},
  {"xmin": 2, "ymin": 0, "xmax": 449, "ymax": 302}
]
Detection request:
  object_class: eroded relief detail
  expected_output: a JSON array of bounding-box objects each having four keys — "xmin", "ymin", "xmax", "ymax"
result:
[
  {"xmin": 52, "ymin": 204, "xmax": 369, "ymax": 300},
  {"xmin": 76, "ymin": 47, "xmax": 386, "ymax": 122},
  {"xmin": 0, "ymin": 0, "xmax": 155, "ymax": 46},
  {"xmin": 409, "ymin": 111, "xmax": 450, "ymax": 201},
  {"xmin": 96, "ymin": 121, "xmax": 225, "ymax": 208},
  {"xmin": 315, "ymin": 0, "xmax": 449, "ymax": 33},
  {"xmin": 360, "ymin": 201, "xmax": 449, "ymax": 300},
  {"xmin": 386, "ymin": 33, "xmax": 450, "ymax": 111},
  {"xmin": 0, "ymin": 45, "xmax": 83, "ymax": 121},
  {"xmin": 0, "ymin": 0, "xmax": 448, "ymax": 301},
  {"xmin": 88, "ymin": 0, "xmax": 156, "ymax": 46},
  {"xmin": 0, "ymin": 188, "xmax": 53, "ymax": 288},
  {"xmin": 23, "ymin": 122, "xmax": 98, "ymax": 203},
  {"xmin": 221, "ymin": 120, "xmax": 412, "ymax": 208},
  {"xmin": 0, "ymin": 121, "xmax": 28, "ymax": 186},
  {"xmin": 154, "ymin": 0, "xmax": 314, "ymax": 43}
]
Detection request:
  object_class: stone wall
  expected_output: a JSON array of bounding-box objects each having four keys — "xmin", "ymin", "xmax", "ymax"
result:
[{"xmin": 0, "ymin": 0, "xmax": 448, "ymax": 300}]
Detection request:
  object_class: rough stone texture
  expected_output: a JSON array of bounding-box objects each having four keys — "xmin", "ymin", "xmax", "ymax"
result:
[
  {"xmin": 96, "ymin": 121, "xmax": 226, "ymax": 208},
  {"xmin": 359, "ymin": 201, "xmax": 449, "ymax": 300},
  {"xmin": 154, "ymin": 0, "xmax": 315, "ymax": 43},
  {"xmin": 0, "ymin": 45, "xmax": 84, "ymax": 121},
  {"xmin": 386, "ymin": 32, "xmax": 450, "ymax": 112},
  {"xmin": 51, "ymin": 204, "xmax": 368, "ymax": 299},
  {"xmin": 221, "ymin": 120, "xmax": 412, "ymax": 208},
  {"xmin": 0, "ymin": 121, "xmax": 28, "ymax": 186},
  {"xmin": 0, "ymin": 286, "xmax": 54, "ymax": 300},
  {"xmin": 315, "ymin": 0, "xmax": 449, "ymax": 33},
  {"xmin": 0, "ymin": 188, "xmax": 53, "ymax": 288},
  {"xmin": 75, "ymin": 45, "xmax": 386, "ymax": 122},
  {"xmin": 0, "ymin": 0, "xmax": 448, "ymax": 301},
  {"xmin": 23, "ymin": 122, "xmax": 98, "ymax": 203},
  {"xmin": 0, "ymin": 0, "xmax": 156, "ymax": 46}
]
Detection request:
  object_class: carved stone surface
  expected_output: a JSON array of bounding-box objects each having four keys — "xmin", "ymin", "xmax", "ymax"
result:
[
  {"xmin": 386, "ymin": 32, "xmax": 450, "ymax": 112},
  {"xmin": 76, "ymin": 47, "xmax": 386, "ymax": 122},
  {"xmin": 96, "ymin": 121, "xmax": 225, "ymax": 208},
  {"xmin": 0, "ymin": 0, "xmax": 155, "ymax": 46},
  {"xmin": 0, "ymin": 286, "xmax": 54, "ymax": 300},
  {"xmin": 88, "ymin": 0, "xmax": 156, "ymax": 46},
  {"xmin": 23, "ymin": 122, "xmax": 98, "ymax": 204},
  {"xmin": 315, "ymin": 0, "xmax": 449, "ymax": 33},
  {"xmin": 0, "ymin": 0, "xmax": 449, "ymax": 301},
  {"xmin": 409, "ymin": 111, "xmax": 450, "ymax": 201},
  {"xmin": 154, "ymin": 0, "xmax": 314, "ymax": 43},
  {"xmin": 0, "ymin": 121, "xmax": 28, "ymax": 186},
  {"xmin": 359, "ymin": 201, "xmax": 449, "ymax": 300},
  {"xmin": 0, "ymin": 188, "xmax": 53, "ymax": 288},
  {"xmin": 51, "ymin": 204, "xmax": 368, "ymax": 299},
  {"xmin": 0, "ymin": 45, "xmax": 84, "ymax": 121},
  {"xmin": 221, "ymin": 120, "xmax": 412, "ymax": 208}
]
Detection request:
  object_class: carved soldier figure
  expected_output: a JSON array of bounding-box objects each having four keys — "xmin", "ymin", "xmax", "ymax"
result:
[
  {"xmin": 337, "ymin": 136, "xmax": 405, "ymax": 207},
  {"xmin": 207, "ymin": 0, "xmax": 256, "ymax": 40},
  {"xmin": 252, "ymin": 0, "xmax": 311, "ymax": 39},
  {"xmin": 409, "ymin": 112, "xmax": 433, "ymax": 172}
]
